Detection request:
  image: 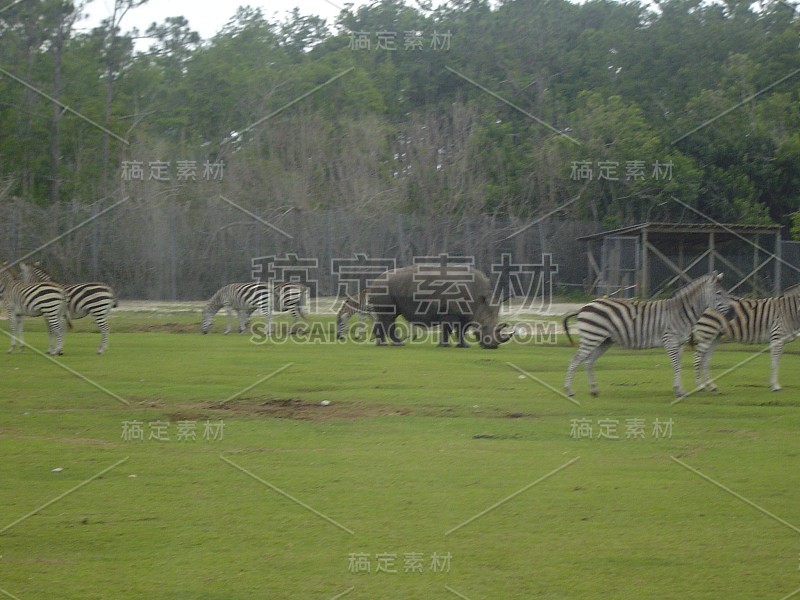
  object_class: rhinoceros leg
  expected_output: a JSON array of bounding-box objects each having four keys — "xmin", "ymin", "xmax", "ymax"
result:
[
  {"xmin": 388, "ymin": 322, "xmax": 404, "ymax": 345},
  {"xmin": 456, "ymin": 319, "xmax": 469, "ymax": 348},
  {"xmin": 438, "ymin": 323, "xmax": 451, "ymax": 347},
  {"xmin": 373, "ymin": 317, "xmax": 390, "ymax": 346},
  {"xmin": 374, "ymin": 314, "xmax": 404, "ymax": 346}
]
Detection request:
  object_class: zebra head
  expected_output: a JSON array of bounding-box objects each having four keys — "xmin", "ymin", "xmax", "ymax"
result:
[
  {"xmin": 708, "ymin": 272, "xmax": 730, "ymax": 314},
  {"xmin": 681, "ymin": 271, "xmax": 730, "ymax": 318},
  {"xmin": 201, "ymin": 308, "xmax": 214, "ymax": 334},
  {"xmin": 0, "ymin": 261, "xmax": 19, "ymax": 295}
]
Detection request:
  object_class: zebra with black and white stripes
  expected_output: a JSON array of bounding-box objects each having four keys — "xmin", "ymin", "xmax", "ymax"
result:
[
  {"xmin": 1, "ymin": 262, "xmax": 71, "ymax": 355},
  {"xmin": 693, "ymin": 284, "xmax": 800, "ymax": 392},
  {"xmin": 336, "ymin": 287, "xmax": 375, "ymax": 340},
  {"xmin": 20, "ymin": 262, "xmax": 118, "ymax": 355},
  {"xmin": 201, "ymin": 281, "xmax": 307, "ymax": 335},
  {"xmin": 563, "ymin": 272, "xmax": 730, "ymax": 398}
]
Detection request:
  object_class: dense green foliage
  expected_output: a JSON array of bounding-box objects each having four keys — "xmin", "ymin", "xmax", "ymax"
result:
[{"xmin": 1, "ymin": 0, "xmax": 799, "ymax": 228}]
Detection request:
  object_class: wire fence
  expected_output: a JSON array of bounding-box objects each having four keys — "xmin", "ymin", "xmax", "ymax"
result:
[
  {"xmin": 0, "ymin": 196, "xmax": 601, "ymax": 300},
  {"xmin": 4, "ymin": 196, "xmax": 797, "ymax": 301}
]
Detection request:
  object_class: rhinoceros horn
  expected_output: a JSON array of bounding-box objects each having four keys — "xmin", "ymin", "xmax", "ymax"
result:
[{"xmin": 495, "ymin": 322, "xmax": 512, "ymax": 344}]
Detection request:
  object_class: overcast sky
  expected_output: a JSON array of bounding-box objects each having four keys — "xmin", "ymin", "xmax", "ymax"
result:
[{"xmin": 78, "ymin": 1, "xmax": 361, "ymax": 44}]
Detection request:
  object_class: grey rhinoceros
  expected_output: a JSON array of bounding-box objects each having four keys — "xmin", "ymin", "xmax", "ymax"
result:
[{"xmin": 366, "ymin": 264, "xmax": 512, "ymax": 349}]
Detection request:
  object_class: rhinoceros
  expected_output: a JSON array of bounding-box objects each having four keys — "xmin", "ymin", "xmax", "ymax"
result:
[{"xmin": 366, "ymin": 265, "xmax": 512, "ymax": 349}]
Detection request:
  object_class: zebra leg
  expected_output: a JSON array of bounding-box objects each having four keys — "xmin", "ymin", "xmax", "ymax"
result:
[
  {"xmin": 50, "ymin": 315, "xmax": 65, "ymax": 355},
  {"xmin": 693, "ymin": 337, "xmax": 718, "ymax": 392},
  {"xmin": 770, "ymin": 339, "xmax": 783, "ymax": 392},
  {"xmin": 701, "ymin": 338, "xmax": 720, "ymax": 392},
  {"xmin": 15, "ymin": 314, "xmax": 25, "ymax": 353},
  {"xmin": 238, "ymin": 310, "xmax": 249, "ymax": 334},
  {"xmin": 223, "ymin": 307, "xmax": 233, "ymax": 334},
  {"xmin": 288, "ymin": 311, "xmax": 306, "ymax": 335},
  {"xmin": 97, "ymin": 315, "xmax": 109, "ymax": 354},
  {"xmin": 693, "ymin": 341, "xmax": 706, "ymax": 390},
  {"xmin": 7, "ymin": 310, "xmax": 18, "ymax": 353},
  {"xmin": 564, "ymin": 340, "xmax": 599, "ymax": 397},
  {"xmin": 46, "ymin": 316, "xmax": 55, "ymax": 354},
  {"xmin": 585, "ymin": 340, "xmax": 612, "ymax": 397},
  {"xmin": 665, "ymin": 341, "xmax": 687, "ymax": 397}
]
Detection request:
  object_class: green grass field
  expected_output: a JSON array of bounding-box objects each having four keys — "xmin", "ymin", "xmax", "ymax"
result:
[{"xmin": 1, "ymin": 306, "xmax": 799, "ymax": 599}]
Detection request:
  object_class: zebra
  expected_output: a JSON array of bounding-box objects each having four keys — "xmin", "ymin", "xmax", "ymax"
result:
[
  {"xmin": 693, "ymin": 284, "xmax": 800, "ymax": 392},
  {"xmin": 336, "ymin": 287, "xmax": 376, "ymax": 340},
  {"xmin": 1, "ymin": 261, "xmax": 72, "ymax": 355},
  {"xmin": 20, "ymin": 262, "xmax": 118, "ymax": 355},
  {"xmin": 201, "ymin": 281, "xmax": 307, "ymax": 335},
  {"xmin": 563, "ymin": 272, "xmax": 730, "ymax": 398}
]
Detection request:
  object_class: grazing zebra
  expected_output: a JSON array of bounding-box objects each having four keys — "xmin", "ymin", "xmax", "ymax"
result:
[
  {"xmin": 693, "ymin": 284, "xmax": 800, "ymax": 392},
  {"xmin": 20, "ymin": 262, "xmax": 118, "ymax": 355},
  {"xmin": 201, "ymin": 281, "xmax": 307, "ymax": 335},
  {"xmin": 563, "ymin": 272, "xmax": 730, "ymax": 398},
  {"xmin": 336, "ymin": 287, "xmax": 375, "ymax": 340},
  {"xmin": 1, "ymin": 261, "xmax": 71, "ymax": 355}
]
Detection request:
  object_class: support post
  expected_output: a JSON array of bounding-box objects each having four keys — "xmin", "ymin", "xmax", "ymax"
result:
[
  {"xmin": 774, "ymin": 230, "xmax": 782, "ymax": 294},
  {"xmin": 753, "ymin": 234, "xmax": 759, "ymax": 296},
  {"xmin": 641, "ymin": 229, "xmax": 649, "ymax": 297},
  {"xmin": 709, "ymin": 232, "xmax": 715, "ymax": 272}
]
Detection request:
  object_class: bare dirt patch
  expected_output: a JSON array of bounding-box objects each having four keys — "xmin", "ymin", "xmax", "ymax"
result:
[
  {"xmin": 193, "ymin": 397, "xmax": 411, "ymax": 421},
  {"xmin": 127, "ymin": 323, "xmax": 199, "ymax": 334}
]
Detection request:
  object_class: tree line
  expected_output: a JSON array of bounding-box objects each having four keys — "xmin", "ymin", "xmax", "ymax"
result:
[{"xmin": 1, "ymin": 0, "xmax": 799, "ymax": 235}]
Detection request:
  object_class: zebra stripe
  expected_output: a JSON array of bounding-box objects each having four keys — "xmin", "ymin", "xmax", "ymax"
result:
[
  {"xmin": 1, "ymin": 262, "xmax": 71, "ymax": 355},
  {"xmin": 273, "ymin": 281, "xmax": 308, "ymax": 326},
  {"xmin": 563, "ymin": 272, "xmax": 730, "ymax": 398},
  {"xmin": 336, "ymin": 287, "xmax": 375, "ymax": 340},
  {"xmin": 20, "ymin": 262, "xmax": 118, "ymax": 354},
  {"xmin": 201, "ymin": 281, "xmax": 307, "ymax": 335},
  {"xmin": 693, "ymin": 285, "xmax": 800, "ymax": 391}
]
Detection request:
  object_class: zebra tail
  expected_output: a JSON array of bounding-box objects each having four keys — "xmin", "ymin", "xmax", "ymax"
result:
[
  {"xmin": 65, "ymin": 307, "xmax": 74, "ymax": 332},
  {"xmin": 563, "ymin": 311, "xmax": 579, "ymax": 347}
]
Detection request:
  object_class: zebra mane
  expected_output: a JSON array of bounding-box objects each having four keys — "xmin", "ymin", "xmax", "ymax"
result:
[
  {"xmin": 669, "ymin": 272, "xmax": 719, "ymax": 301},
  {"xmin": 782, "ymin": 283, "xmax": 800, "ymax": 297},
  {"xmin": 20, "ymin": 261, "xmax": 53, "ymax": 283},
  {"xmin": 0, "ymin": 261, "xmax": 16, "ymax": 278},
  {"xmin": 274, "ymin": 280, "xmax": 306, "ymax": 290}
]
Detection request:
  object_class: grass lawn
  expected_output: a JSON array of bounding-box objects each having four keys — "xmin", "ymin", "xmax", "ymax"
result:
[{"xmin": 1, "ymin": 306, "xmax": 799, "ymax": 599}]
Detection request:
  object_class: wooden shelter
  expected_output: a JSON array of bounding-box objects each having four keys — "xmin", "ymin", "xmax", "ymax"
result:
[{"xmin": 577, "ymin": 222, "xmax": 783, "ymax": 298}]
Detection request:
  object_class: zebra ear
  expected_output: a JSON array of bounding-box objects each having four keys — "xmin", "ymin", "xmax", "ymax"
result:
[{"xmin": 716, "ymin": 272, "xmax": 724, "ymax": 281}]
